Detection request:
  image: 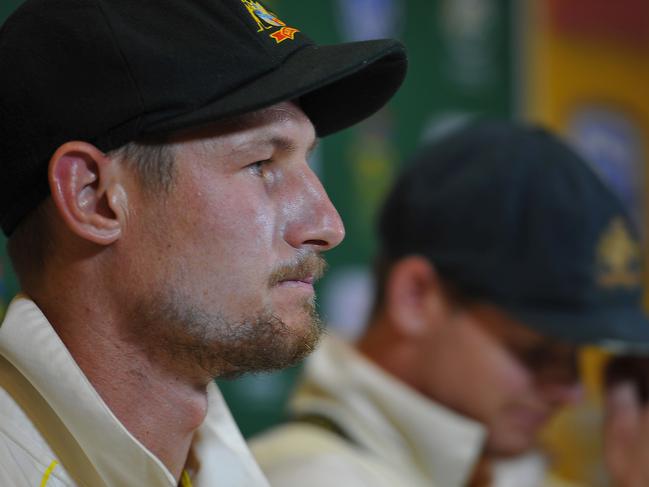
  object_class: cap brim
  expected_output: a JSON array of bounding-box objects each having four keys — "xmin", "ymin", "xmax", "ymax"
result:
[
  {"xmin": 508, "ymin": 306, "xmax": 649, "ymax": 353},
  {"xmin": 142, "ymin": 39, "xmax": 407, "ymax": 137}
]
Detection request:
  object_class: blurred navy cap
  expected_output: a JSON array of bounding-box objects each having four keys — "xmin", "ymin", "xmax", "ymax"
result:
[{"xmin": 379, "ymin": 121, "xmax": 649, "ymax": 349}]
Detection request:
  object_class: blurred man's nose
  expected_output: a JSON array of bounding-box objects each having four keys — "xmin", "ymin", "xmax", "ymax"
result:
[{"xmin": 541, "ymin": 380, "xmax": 585, "ymax": 408}]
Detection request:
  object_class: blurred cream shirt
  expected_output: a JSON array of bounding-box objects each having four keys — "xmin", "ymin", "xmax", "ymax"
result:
[
  {"xmin": 252, "ymin": 334, "xmax": 485, "ymax": 486},
  {"xmin": 252, "ymin": 334, "xmax": 577, "ymax": 487},
  {"xmin": 0, "ymin": 296, "xmax": 269, "ymax": 487}
]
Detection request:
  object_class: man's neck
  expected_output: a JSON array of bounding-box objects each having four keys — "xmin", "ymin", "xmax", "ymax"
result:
[
  {"xmin": 467, "ymin": 454, "xmax": 493, "ymax": 487},
  {"xmin": 33, "ymin": 290, "xmax": 209, "ymax": 482}
]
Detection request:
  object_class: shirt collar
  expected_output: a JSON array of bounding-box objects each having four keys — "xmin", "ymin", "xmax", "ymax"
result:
[
  {"xmin": 292, "ymin": 334, "xmax": 486, "ymax": 487},
  {"xmin": 0, "ymin": 296, "xmax": 267, "ymax": 487}
]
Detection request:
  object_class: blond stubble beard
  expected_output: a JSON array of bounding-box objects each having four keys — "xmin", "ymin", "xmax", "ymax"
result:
[{"xmin": 131, "ymin": 289, "xmax": 324, "ymax": 380}]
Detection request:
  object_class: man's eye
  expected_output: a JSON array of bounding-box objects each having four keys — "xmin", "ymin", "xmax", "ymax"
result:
[{"xmin": 248, "ymin": 159, "xmax": 271, "ymax": 176}]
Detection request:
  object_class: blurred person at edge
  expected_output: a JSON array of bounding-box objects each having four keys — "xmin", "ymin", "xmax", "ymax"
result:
[
  {"xmin": 0, "ymin": 0, "xmax": 407, "ymax": 485},
  {"xmin": 252, "ymin": 121, "xmax": 649, "ymax": 487}
]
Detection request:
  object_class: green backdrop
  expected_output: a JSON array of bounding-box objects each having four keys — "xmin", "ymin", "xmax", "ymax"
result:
[{"xmin": 0, "ymin": 0, "xmax": 513, "ymax": 437}]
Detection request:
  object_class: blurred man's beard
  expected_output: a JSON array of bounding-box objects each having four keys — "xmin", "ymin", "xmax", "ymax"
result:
[{"xmin": 134, "ymin": 292, "xmax": 324, "ymax": 378}]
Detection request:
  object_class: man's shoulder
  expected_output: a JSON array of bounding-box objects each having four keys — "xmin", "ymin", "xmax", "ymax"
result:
[
  {"xmin": 0, "ymin": 387, "xmax": 73, "ymax": 486},
  {"xmin": 251, "ymin": 422, "xmax": 430, "ymax": 487},
  {"xmin": 251, "ymin": 420, "xmax": 359, "ymax": 458},
  {"xmin": 0, "ymin": 435, "xmax": 72, "ymax": 487}
]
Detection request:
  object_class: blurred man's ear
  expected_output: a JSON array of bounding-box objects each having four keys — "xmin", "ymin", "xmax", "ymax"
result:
[
  {"xmin": 384, "ymin": 256, "xmax": 449, "ymax": 338},
  {"xmin": 48, "ymin": 141, "xmax": 128, "ymax": 245}
]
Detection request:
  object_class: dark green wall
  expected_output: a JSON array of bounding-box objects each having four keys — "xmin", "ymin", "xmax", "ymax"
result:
[
  {"xmin": 0, "ymin": 2, "xmax": 22, "ymax": 23},
  {"xmin": 0, "ymin": 0, "xmax": 513, "ymax": 436}
]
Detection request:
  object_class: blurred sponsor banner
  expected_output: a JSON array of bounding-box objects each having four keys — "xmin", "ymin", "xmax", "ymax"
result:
[
  {"xmin": 524, "ymin": 0, "xmax": 649, "ymax": 223},
  {"xmin": 523, "ymin": 1, "xmax": 649, "ymax": 485},
  {"xmin": 336, "ymin": 0, "xmax": 402, "ymax": 41}
]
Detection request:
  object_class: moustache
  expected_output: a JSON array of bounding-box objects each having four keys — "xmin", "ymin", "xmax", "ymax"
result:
[{"xmin": 268, "ymin": 252, "xmax": 328, "ymax": 287}]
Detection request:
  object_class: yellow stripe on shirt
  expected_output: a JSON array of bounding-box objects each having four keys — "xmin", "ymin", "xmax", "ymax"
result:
[
  {"xmin": 181, "ymin": 470, "xmax": 193, "ymax": 487},
  {"xmin": 40, "ymin": 460, "xmax": 59, "ymax": 487}
]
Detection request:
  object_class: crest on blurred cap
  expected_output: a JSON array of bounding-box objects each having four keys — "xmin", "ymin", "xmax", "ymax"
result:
[{"xmin": 597, "ymin": 217, "xmax": 642, "ymax": 288}]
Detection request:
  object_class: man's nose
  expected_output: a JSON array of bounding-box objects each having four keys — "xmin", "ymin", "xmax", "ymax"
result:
[{"xmin": 284, "ymin": 166, "xmax": 345, "ymax": 252}]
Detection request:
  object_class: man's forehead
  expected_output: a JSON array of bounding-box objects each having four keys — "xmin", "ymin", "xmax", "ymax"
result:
[
  {"xmin": 174, "ymin": 101, "xmax": 311, "ymax": 141},
  {"xmin": 240, "ymin": 101, "xmax": 307, "ymax": 127},
  {"xmin": 169, "ymin": 102, "xmax": 318, "ymax": 160},
  {"xmin": 171, "ymin": 101, "xmax": 307, "ymax": 137}
]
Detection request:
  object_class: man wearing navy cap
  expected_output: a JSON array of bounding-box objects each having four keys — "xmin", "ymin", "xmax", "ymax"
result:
[
  {"xmin": 252, "ymin": 122, "xmax": 649, "ymax": 486},
  {"xmin": 0, "ymin": 0, "xmax": 407, "ymax": 485}
]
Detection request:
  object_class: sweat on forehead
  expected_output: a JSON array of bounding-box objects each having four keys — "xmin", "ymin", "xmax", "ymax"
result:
[
  {"xmin": 169, "ymin": 102, "xmax": 319, "ymax": 161},
  {"xmin": 170, "ymin": 102, "xmax": 311, "ymax": 142}
]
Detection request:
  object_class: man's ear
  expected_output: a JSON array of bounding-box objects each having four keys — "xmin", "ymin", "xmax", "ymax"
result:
[
  {"xmin": 48, "ymin": 141, "xmax": 128, "ymax": 245},
  {"xmin": 384, "ymin": 256, "xmax": 449, "ymax": 338}
]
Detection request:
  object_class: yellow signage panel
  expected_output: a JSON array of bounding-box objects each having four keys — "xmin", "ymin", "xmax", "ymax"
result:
[{"xmin": 524, "ymin": 2, "xmax": 649, "ymax": 486}]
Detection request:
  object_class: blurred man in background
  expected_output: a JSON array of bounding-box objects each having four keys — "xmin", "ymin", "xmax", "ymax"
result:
[{"xmin": 252, "ymin": 122, "xmax": 649, "ymax": 487}]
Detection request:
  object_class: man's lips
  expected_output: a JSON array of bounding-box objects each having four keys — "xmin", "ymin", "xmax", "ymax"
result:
[
  {"xmin": 268, "ymin": 252, "xmax": 327, "ymax": 287},
  {"xmin": 277, "ymin": 275, "xmax": 315, "ymax": 286}
]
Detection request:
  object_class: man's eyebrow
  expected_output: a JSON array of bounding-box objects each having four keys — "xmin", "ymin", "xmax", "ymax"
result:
[{"xmin": 267, "ymin": 136, "xmax": 320, "ymax": 157}]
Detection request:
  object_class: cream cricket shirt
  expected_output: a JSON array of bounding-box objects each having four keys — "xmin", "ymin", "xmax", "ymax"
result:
[
  {"xmin": 252, "ymin": 334, "xmax": 577, "ymax": 487},
  {"xmin": 252, "ymin": 334, "xmax": 487, "ymax": 487},
  {"xmin": 0, "ymin": 296, "xmax": 269, "ymax": 487}
]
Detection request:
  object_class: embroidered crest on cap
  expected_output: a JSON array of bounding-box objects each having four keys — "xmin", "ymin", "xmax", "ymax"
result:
[
  {"xmin": 241, "ymin": 1, "xmax": 300, "ymax": 43},
  {"xmin": 270, "ymin": 27, "xmax": 300, "ymax": 43},
  {"xmin": 596, "ymin": 217, "xmax": 642, "ymax": 288}
]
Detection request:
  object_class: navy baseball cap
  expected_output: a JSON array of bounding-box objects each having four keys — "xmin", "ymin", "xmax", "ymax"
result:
[
  {"xmin": 0, "ymin": 0, "xmax": 407, "ymax": 236},
  {"xmin": 379, "ymin": 121, "xmax": 649, "ymax": 350}
]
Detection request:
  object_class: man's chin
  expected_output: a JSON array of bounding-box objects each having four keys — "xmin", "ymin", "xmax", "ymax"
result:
[
  {"xmin": 217, "ymin": 331, "xmax": 321, "ymax": 379},
  {"xmin": 137, "ymin": 288, "xmax": 324, "ymax": 379},
  {"xmin": 210, "ymin": 308, "xmax": 324, "ymax": 378}
]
